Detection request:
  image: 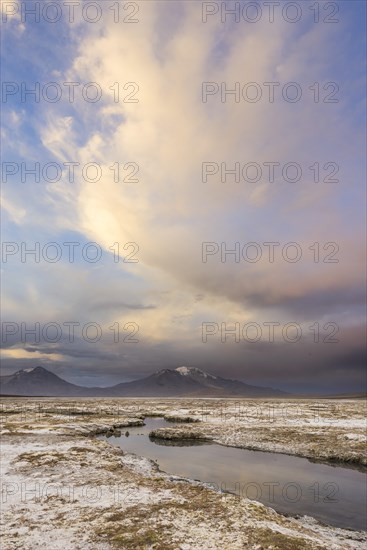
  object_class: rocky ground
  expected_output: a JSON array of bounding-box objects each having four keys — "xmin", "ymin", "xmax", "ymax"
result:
[{"xmin": 0, "ymin": 397, "xmax": 366, "ymax": 549}]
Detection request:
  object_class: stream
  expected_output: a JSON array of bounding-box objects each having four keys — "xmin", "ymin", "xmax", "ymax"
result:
[{"xmin": 100, "ymin": 417, "xmax": 367, "ymax": 531}]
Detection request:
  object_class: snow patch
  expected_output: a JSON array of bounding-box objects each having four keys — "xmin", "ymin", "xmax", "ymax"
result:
[
  {"xmin": 175, "ymin": 366, "xmax": 217, "ymax": 379},
  {"xmin": 176, "ymin": 366, "xmax": 190, "ymax": 376}
]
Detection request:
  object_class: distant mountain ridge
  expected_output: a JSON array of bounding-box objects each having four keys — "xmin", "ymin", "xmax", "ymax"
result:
[{"xmin": 0, "ymin": 366, "xmax": 288, "ymax": 397}]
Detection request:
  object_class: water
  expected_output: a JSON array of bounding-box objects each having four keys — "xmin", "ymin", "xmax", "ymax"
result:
[{"xmin": 101, "ymin": 417, "xmax": 367, "ymax": 531}]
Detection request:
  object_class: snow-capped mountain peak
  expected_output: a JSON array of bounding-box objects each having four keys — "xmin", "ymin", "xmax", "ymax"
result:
[
  {"xmin": 175, "ymin": 366, "xmax": 190, "ymax": 376},
  {"xmin": 175, "ymin": 366, "xmax": 217, "ymax": 380}
]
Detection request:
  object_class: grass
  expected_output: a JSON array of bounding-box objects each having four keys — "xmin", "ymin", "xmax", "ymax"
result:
[
  {"xmin": 248, "ymin": 528, "xmax": 326, "ymax": 550},
  {"xmin": 17, "ymin": 451, "xmax": 67, "ymax": 466}
]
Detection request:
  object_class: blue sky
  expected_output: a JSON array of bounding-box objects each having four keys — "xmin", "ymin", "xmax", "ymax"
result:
[{"xmin": 1, "ymin": 1, "xmax": 366, "ymax": 393}]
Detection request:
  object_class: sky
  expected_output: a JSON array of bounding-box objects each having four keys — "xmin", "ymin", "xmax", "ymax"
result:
[{"xmin": 0, "ymin": 0, "xmax": 366, "ymax": 394}]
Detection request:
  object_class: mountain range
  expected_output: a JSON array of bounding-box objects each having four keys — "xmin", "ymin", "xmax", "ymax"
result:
[{"xmin": 0, "ymin": 366, "xmax": 288, "ymax": 397}]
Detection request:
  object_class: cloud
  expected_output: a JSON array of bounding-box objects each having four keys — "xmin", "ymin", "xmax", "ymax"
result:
[
  {"xmin": 1, "ymin": 348, "xmax": 64, "ymax": 362},
  {"xmin": 1, "ymin": 195, "xmax": 27, "ymax": 224},
  {"xmin": 1, "ymin": 2, "xmax": 365, "ymax": 392}
]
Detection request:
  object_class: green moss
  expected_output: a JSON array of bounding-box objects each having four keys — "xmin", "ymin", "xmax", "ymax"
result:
[
  {"xmin": 111, "ymin": 529, "xmax": 173, "ymax": 549},
  {"xmin": 249, "ymin": 528, "xmax": 325, "ymax": 550},
  {"xmin": 69, "ymin": 446, "xmax": 99, "ymax": 454},
  {"xmin": 17, "ymin": 451, "xmax": 67, "ymax": 466}
]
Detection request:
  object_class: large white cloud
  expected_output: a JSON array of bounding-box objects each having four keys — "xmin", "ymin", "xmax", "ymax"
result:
[{"xmin": 1, "ymin": 2, "xmax": 365, "ymax": 388}]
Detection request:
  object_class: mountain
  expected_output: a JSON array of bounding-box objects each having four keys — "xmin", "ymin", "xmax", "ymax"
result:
[
  {"xmin": 109, "ymin": 366, "xmax": 287, "ymax": 397},
  {"xmin": 0, "ymin": 366, "xmax": 288, "ymax": 397},
  {"xmin": 0, "ymin": 366, "xmax": 105, "ymax": 397}
]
